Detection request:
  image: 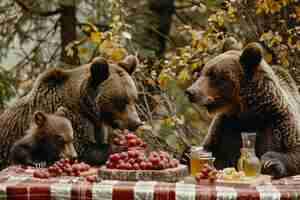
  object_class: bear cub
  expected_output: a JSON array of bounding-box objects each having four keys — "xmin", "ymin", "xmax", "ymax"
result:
[{"xmin": 10, "ymin": 108, "xmax": 77, "ymax": 166}]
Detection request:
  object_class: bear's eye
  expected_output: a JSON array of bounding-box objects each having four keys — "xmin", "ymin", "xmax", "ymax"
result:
[
  {"xmin": 114, "ymin": 97, "xmax": 129, "ymax": 111},
  {"xmin": 54, "ymin": 135, "xmax": 65, "ymax": 146},
  {"xmin": 207, "ymin": 70, "xmax": 217, "ymax": 80}
]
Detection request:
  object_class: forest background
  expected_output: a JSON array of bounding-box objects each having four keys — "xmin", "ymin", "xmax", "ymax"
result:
[{"xmin": 0, "ymin": 0, "xmax": 299, "ymax": 158}]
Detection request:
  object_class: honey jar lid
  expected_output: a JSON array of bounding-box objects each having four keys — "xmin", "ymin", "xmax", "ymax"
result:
[{"xmin": 190, "ymin": 146, "xmax": 212, "ymax": 158}]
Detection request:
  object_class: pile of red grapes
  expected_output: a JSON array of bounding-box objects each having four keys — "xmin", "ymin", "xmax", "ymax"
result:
[
  {"xmin": 33, "ymin": 158, "xmax": 97, "ymax": 182},
  {"xmin": 106, "ymin": 150, "xmax": 179, "ymax": 170},
  {"xmin": 113, "ymin": 131, "xmax": 147, "ymax": 150},
  {"xmin": 195, "ymin": 164, "xmax": 218, "ymax": 184},
  {"xmin": 109, "ymin": 131, "xmax": 179, "ymax": 170}
]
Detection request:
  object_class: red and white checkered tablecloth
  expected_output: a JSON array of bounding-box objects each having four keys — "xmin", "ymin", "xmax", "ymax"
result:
[{"xmin": 0, "ymin": 166, "xmax": 300, "ymax": 200}]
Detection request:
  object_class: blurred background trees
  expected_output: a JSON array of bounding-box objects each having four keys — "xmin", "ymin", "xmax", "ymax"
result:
[{"xmin": 0, "ymin": 0, "xmax": 300, "ymax": 157}]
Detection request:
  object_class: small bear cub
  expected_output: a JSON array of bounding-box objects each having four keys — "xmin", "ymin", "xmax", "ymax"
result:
[{"xmin": 10, "ymin": 108, "xmax": 77, "ymax": 166}]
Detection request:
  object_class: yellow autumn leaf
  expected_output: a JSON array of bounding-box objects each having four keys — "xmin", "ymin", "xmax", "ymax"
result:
[
  {"xmin": 88, "ymin": 23, "xmax": 99, "ymax": 32},
  {"xmin": 110, "ymin": 48, "xmax": 126, "ymax": 61},
  {"xmin": 281, "ymin": 57, "xmax": 289, "ymax": 67},
  {"xmin": 178, "ymin": 69, "xmax": 190, "ymax": 82},
  {"xmin": 101, "ymin": 39, "xmax": 114, "ymax": 50},
  {"xmin": 270, "ymin": 34, "xmax": 282, "ymax": 46},
  {"xmin": 256, "ymin": 7, "xmax": 263, "ymax": 14},
  {"xmin": 90, "ymin": 32, "xmax": 102, "ymax": 43},
  {"xmin": 196, "ymin": 39, "xmax": 208, "ymax": 52},
  {"xmin": 217, "ymin": 15, "xmax": 224, "ymax": 27},
  {"xmin": 227, "ymin": 3, "xmax": 236, "ymax": 18},
  {"xmin": 164, "ymin": 117, "xmax": 175, "ymax": 126},
  {"xmin": 158, "ymin": 73, "xmax": 172, "ymax": 89},
  {"xmin": 295, "ymin": 6, "xmax": 300, "ymax": 20},
  {"xmin": 296, "ymin": 40, "xmax": 300, "ymax": 51},
  {"xmin": 84, "ymin": 26, "xmax": 91, "ymax": 33},
  {"xmin": 270, "ymin": 2, "xmax": 281, "ymax": 14},
  {"xmin": 264, "ymin": 53, "xmax": 273, "ymax": 63},
  {"xmin": 191, "ymin": 62, "xmax": 200, "ymax": 70},
  {"xmin": 256, "ymin": 0, "xmax": 270, "ymax": 14},
  {"xmin": 78, "ymin": 47, "xmax": 88, "ymax": 56},
  {"xmin": 288, "ymin": 36, "xmax": 293, "ymax": 47},
  {"xmin": 65, "ymin": 45, "xmax": 74, "ymax": 57},
  {"xmin": 282, "ymin": 0, "xmax": 289, "ymax": 6},
  {"xmin": 260, "ymin": 31, "xmax": 273, "ymax": 42}
]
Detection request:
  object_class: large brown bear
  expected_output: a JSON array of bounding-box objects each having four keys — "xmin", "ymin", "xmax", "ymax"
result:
[
  {"xmin": 186, "ymin": 43, "xmax": 300, "ymax": 178},
  {"xmin": 0, "ymin": 55, "xmax": 142, "ymax": 167},
  {"xmin": 10, "ymin": 109, "xmax": 77, "ymax": 166}
]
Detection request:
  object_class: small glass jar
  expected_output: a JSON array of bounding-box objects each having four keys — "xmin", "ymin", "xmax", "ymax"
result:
[
  {"xmin": 238, "ymin": 132, "xmax": 261, "ymax": 177},
  {"xmin": 238, "ymin": 148, "xmax": 261, "ymax": 177},
  {"xmin": 190, "ymin": 146, "xmax": 215, "ymax": 176}
]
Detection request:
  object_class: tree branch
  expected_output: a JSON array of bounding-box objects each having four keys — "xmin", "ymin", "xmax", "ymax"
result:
[
  {"xmin": 14, "ymin": 0, "xmax": 63, "ymax": 17},
  {"xmin": 175, "ymin": 5, "xmax": 194, "ymax": 10}
]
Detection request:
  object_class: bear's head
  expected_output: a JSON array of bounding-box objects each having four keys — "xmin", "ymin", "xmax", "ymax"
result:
[
  {"xmin": 82, "ymin": 55, "xmax": 142, "ymax": 131},
  {"xmin": 10, "ymin": 108, "xmax": 77, "ymax": 165},
  {"xmin": 186, "ymin": 43, "xmax": 263, "ymax": 116},
  {"xmin": 30, "ymin": 109, "xmax": 77, "ymax": 161}
]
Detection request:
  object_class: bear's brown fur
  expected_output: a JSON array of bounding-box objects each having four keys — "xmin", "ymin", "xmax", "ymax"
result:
[
  {"xmin": 186, "ymin": 43, "xmax": 300, "ymax": 178},
  {"xmin": 0, "ymin": 55, "xmax": 141, "ymax": 168},
  {"xmin": 10, "ymin": 108, "xmax": 77, "ymax": 166}
]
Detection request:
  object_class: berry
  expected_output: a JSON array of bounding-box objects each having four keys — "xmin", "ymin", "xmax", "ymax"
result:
[
  {"xmin": 86, "ymin": 175, "xmax": 97, "ymax": 183},
  {"xmin": 110, "ymin": 153, "xmax": 121, "ymax": 162},
  {"xmin": 149, "ymin": 156, "xmax": 160, "ymax": 165},
  {"xmin": 133, "ymin": 163, "xmax": 140, "ymax": 170},
  {"xmin": 113, "ymin": 138, "xmax": 120, "ymax": 145},
  {"xmin": 128, "ymin": 139, "xmax": 137, "ymax": 147},
  {"xmin": 135, "ymin": 138, "xmax": 142, "ymax": 146},
  {"xmin": 106, "ymin": 129, "xmax": 181, "ymax": 171},
  {"xmin": 140, "ymin": 161, "xmax": 147, "ymax": 170},
  {"xmin": 125, "ymin": 133, "xmax": 137, "ymax": 140},
  {"xmin": 128, "ymin": 150, "xmax": 136, "ymax": 158},
  {"xmin": 120, "ymin": 152, "xmax": 128, "ymax": 159}
]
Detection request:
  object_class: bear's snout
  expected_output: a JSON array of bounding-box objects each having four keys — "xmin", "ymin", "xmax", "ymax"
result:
[
  {"xmin": 185, "ymin": 88, "xmax": 197, "ymax": 102},
  {"xmin": 128, "ymin": 120, "xmax": 143, "ymax": 131}
]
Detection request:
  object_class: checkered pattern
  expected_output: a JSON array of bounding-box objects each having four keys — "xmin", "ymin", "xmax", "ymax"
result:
[{"xmin": 0, "ymin": 166, "xmax": 299, "ymax": 200}]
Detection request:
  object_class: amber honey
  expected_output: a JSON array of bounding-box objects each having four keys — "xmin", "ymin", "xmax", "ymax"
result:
[
  {"xmin": 190, "ymin": 157, "xmax": 214, "ymax": 176},
  {"xmin": 189, "ymin": 146, "xmax": 214, "ymax": 176}
]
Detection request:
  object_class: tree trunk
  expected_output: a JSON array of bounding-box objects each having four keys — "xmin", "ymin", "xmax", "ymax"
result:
[
  {"xmin": 59, "ymin": 4, "xmax": 80, "ymax": 65},
  {"xmin": 148, "ymin": 0, "xmax": 175, "ymax": 57},
  {"xmin": 123, "ymin": 0, "xmax": 175, "ymax": 58}
]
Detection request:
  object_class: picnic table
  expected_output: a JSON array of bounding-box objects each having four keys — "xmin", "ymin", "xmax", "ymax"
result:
[{"xmin": 0, "ymin": 166, "xmax": 300, "ymax": 200}]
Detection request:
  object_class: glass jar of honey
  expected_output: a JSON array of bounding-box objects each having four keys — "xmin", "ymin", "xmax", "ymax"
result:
[
  {"xmin": 238, "ymin": 148, "xmax": 261, "ymax": 177},
  {"xmin": 237, "ymin": 133, "xmax": 261, "ymax": 177},
  {"xmin": 190, "ymin": 146, "xmax": 215, "ymax": 176}
]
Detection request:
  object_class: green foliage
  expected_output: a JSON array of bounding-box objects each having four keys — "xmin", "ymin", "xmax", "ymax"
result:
[
  {"xmin": 5, "ymin": 0, "xmax": 300, "ymax": 158},
  {"xmin": 0, "ymin": 67, "xmax": 15, "ymax": 107}
]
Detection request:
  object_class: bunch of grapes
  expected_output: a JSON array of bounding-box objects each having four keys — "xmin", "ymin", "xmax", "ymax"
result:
[
  {"xmin": 195, "ymin": 164, "xmax": 218, "ymax": 184},
  {"xmin": 113, "ymin": 131, "xmax": 147, "ymax": 150},
  {"xmin": 33, "ymin": 169, "xmax": 51, "ymax": 179},
  {"xmin": 47, "ymin": 159, "xmax": 90, "ymax": 176},
  {"xmin": 106, "ymin": 150, "xmax": 179, "ymax": 170},
  {"xmin": 33, "ymin": 158, "xmax": 96, "ymax": 182}
]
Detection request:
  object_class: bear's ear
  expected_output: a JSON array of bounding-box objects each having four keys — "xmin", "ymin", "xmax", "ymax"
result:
[
  {"xmin": 55, "ymin": 106, "xmax": 68, "ymax": 117},
  {"xmin": 90, "ymin": 57, "xmax": 110, "ymax": 87},
  {"xmin": 119, "ymin": 55, "xmax": 139, "ymax": 75},
  {"xmin": 239, "ymin": 42, "xmax": 263, "ymax": 79},
  {"xmin": 33, "ymin": 111, "xmax": 47, "ymax": 127}
]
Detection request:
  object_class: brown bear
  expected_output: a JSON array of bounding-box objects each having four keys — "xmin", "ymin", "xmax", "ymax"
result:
[
  {"xmin": 10, "ymin": 108, "xmax": 77, "ymax": 166},
  {"xmin": 186, "ymin": 42, "xmax": 300, "ymax": 178},
  {"xmin": 0, "ymin": 55, "xmax": 142, "ymax": 168}
]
